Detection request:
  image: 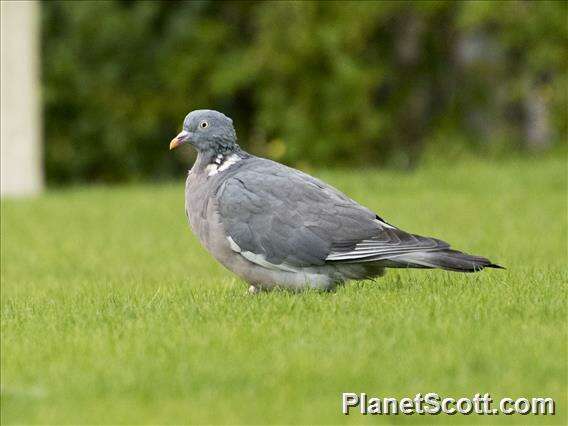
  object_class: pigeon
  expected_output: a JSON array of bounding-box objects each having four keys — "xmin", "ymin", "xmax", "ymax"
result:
[{"xmin": 170, "ymin": 109, "xmax": 502, "ymax": 292}]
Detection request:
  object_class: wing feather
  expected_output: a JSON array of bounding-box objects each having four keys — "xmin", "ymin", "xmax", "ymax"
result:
[
  {"xmin": 216, "ymin": 158, "xmax": 379, "ymax": 268},
  {"xmin": 215, "ymin": 157, "xmax": 451, "ymax": 269}
]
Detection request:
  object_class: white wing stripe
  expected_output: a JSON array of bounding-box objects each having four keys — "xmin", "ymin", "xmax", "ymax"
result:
[{"xmin": 226, "ymin": 236, "xmax": 298, "ymax": 272}]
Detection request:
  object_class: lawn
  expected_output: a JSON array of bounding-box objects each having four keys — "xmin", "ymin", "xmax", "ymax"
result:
[{"xmin": 1, "ymin": 157, "xmax": 566, "ymax": 425}]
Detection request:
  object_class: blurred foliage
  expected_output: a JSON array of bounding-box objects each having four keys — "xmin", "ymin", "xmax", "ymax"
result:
[{"xmin": 42, "ymin": 0, "xmax": 567, "ymax": 183}]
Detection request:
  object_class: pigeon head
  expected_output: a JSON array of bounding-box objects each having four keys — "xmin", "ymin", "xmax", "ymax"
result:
[{"xmin": 170, "ymin": 109, "xmax": 238, "ymax": 154}]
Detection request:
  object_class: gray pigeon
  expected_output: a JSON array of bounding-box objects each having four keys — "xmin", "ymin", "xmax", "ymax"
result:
[{"xmin": 170, "ymin": 110, "xmax": 502, "ymax": 292}]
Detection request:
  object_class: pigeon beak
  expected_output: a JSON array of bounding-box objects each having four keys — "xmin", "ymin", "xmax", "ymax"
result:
[{"xmin": 170, "ymin": 130, "xmax": 190, "ymax": 150}]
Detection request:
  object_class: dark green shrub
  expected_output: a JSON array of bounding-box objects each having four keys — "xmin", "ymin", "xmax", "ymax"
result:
[{"xmin": 42, "ymin": 1, "xmax": 567, "ymax": 183}]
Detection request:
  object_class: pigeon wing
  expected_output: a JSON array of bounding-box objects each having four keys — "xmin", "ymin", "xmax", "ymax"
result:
[{"xmin": 215, "ymin": 158, "xmax": 448, "ymax": 270}]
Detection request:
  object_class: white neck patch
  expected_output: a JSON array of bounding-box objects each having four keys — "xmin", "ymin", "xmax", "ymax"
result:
[{"xmin": 205, "ymin": 153, "xmax": 241, "ymax": 176}]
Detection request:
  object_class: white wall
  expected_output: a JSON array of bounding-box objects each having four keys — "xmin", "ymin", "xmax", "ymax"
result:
[{"xmin": 1, "ymin": 0, "xmax": 43, "ymax": 197}]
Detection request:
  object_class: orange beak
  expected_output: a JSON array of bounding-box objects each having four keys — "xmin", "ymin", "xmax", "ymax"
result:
[{"xmin": 169, "ymin": 130, "xmax": 190, "ymax": 150}]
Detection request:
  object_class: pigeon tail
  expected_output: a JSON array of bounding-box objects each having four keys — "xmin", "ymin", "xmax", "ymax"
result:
[{"xmin": 384, "ymin": 248, "xmax": 504, "ymax": 272}]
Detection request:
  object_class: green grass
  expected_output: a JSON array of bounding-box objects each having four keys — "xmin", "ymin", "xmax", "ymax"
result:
[{"xmin": 1, "ymin": 157, "xmax": 566, "ymax": 425}]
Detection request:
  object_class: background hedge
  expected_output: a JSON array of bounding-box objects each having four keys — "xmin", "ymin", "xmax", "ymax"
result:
[{"xmin": 42, "ymin": 1, "xmax": 567, "ymax": 183}]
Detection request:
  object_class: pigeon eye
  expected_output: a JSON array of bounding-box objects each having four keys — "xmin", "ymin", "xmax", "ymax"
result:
[{"xmin": 199, "ymin": 121, "xmax": 209, "ymax": 129}]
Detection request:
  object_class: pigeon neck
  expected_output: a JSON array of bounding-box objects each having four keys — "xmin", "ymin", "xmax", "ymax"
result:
[{"xmin": 195, "ymin": 145, "xmax": 244, "ymax": 171}]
